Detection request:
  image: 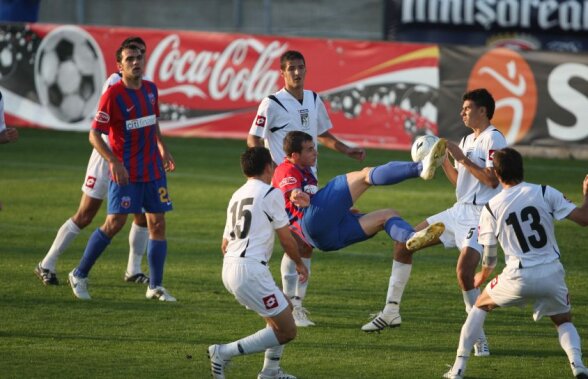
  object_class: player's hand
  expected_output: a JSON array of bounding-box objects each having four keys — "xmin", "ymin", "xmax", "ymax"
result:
[
  {"xmin": 290, "ymin": 189, "xmax": 310, "ymax": 208},
  {"xmin": 109, "ymin": 160, "xmax": 129, "ymax": 185},
  {"xmin": 350, "ymin": 207, "xmax": 360, "ymax": 214},
  {"xmin": 162, "ymin": 150, "xmax": 176, "ymax": 172},
  {"xmin": 583, "ymin": 174, "xmax": 588, "ymax": 196},
  {"xmin": 0, "ymin": 127, "xmax": 18, "ymax": 143},
  {"xmin": 446, "ymin": 140, "xmax": 466, "ymax": 162},
  {"xmin": 474, "ymin": 271, "xmax": 489, "ymax": 288},
  {"xmin": 295, "ymin": 261, "xmax": 309, "ymax": 284},
  {"xmin": 347, "ymin": 147, "xmax": 366, "ymax": 162}
]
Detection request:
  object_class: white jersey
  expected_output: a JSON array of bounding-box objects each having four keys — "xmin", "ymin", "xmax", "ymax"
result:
[
  {"xmin": 455, "ymin": 125, "xmax": 507, "ymax": 205},
  {"xmin": 223, "ymin": 179, "xmax": 289, "ymax": 263},
  {"xmin": 479, "ymin": 182, "xmax": 576, "ymax": 269},
  {"xmin": 0, "ymin": 91, "xmax": 6, "ymax": 132},
  {"xmin": 249, "ymin": 88, "xmax": 333, "ymax": 165}
]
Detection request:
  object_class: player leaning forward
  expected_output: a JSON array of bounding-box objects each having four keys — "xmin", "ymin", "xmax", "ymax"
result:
[
  {"xmin": 444, "ymin": 148, "xmax": 588, "ymax": 379},
  {"xmin": 68, "ymin": 43, "xmax": 176, "ymax": 301},
  {"xmin": 208, "ymin": 147, "xmax": 309, "ymax": 379}
]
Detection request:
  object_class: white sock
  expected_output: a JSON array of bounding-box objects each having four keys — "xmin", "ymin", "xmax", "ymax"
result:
[
  {"xmin": 383, "ymin": 260, "xmax": 412, "ymax": 314},
  {"xmin": 462, "ymin": 288, "xmax": 486, "ymax": 341},
  {"xmin": 41, "ymin": 218, "xmax": 81, "ymax": 272},
  {"xmin": 261, "ymin": 344, "xmax": 285, "ymax": 375},
  {"xmin": 558, "ymin": 322, "xmax": 586, "ymax": 371},
  {"xmin": 295, "ymin": 258, "xmax": 311, "ymax": 303},
  {"xmin": 453, "ymin": 306, "xmax": 488, "ymax": 373},
  {"xmin": 221, "ymin": 327, "xmax": 279, "ymax": 358},
  {"xmin": 281, "ymin": 254, "xmax": 298, "ymax": 299},
  {"xmin": 127, "ymin": 222, "xmax": 149, "ymax": 275}
]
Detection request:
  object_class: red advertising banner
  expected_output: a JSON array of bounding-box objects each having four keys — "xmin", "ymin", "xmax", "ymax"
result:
[{"xmin": 0, "ymin": 23, "xmax": 439, "ymax": 150}]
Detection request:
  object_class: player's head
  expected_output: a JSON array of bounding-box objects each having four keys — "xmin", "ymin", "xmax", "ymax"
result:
[
  {"xmin": 241, "ymin": 146, "xmax": 273, "ymax": 178},
  {"xmin": 280, "ymin": 50, "xmax": 305, "ymax": 70},
  {"xmin": 284, "ymin": 131, "xmax": 313, "ymax": 156},
  {"xmin": 116, "ymin": 45, "xmax": 144, "ymax": 80},
  {"xmin": 280, "ymin": 50, "xmax": 306, "ymax": 91},
  {"xmin": 121, "ymin": 36, "xmax": 147, "ymax": 55},
  {"xmin": 493, "ymin": 147, "xmax": 523, "ymax": 185},
  {"xmin": 462, "ymin": 88, "xmax": 495, "ymax": 120}
]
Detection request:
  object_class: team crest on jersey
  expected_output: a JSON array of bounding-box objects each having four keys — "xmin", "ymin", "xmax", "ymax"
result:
[
  {"xmin": 299, "ymin": 109, "xmax": 309, "ymax": 129},
  {"xmin": 255, "ymin": 115, "xmax": 266, "ymax": 127},
  {"xmin": 279, "ymin": 176, "xmax": 297, "ymax": 188},
  {"xmin": 490, "ymin": 276, "xmax": 499, "ymax": 289},
  {"xmin": 85, "ymin": 176, "xmax": 96, "ymax": 189},
  {"xmin": 121, "ymin": 196, "xmax": 131, "ymax": 209},
  {"xmin": 95, "ymin": 111, "xmax": 110, "ymax": 123},
  {"xmin": 303, "ymin": 184, "xmax": 318, "ymax": 195},
  {"xmin": 262, "ymin": 294, "xmax": 279, "ymax": 310},
  {"xmin": 148, "ymin": 92, "xmax": 156, "ymax": 105}
]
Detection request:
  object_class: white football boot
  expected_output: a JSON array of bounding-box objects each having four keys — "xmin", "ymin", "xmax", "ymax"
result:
[
  {"xmin": 68, "ymin": 270, "xmax": 91, "ymax": 300},
  {"xmin": 473, "ymin": 336, "xmax": 490, "ymax": 357},
  {"xmin": 420, "ymin": 138, "xmax": 447, "ymax": 180},
  {"xmin": 292, "ymin": 306, "xmax": 315, "ymax": 327},
  {"xmin": 208, "ymin": 344, "xmax": 230, "ymax": 379},
  {"xmin": 361, "ymin": 311, "xmax": 401, "ymax": 332},
  {"xmin": 146, "ymin": 286, "xmax": 177, "ymax": 302},
  {"xmin": 258, "ymin": 367, "xmax": 297, "ymax": 379}
]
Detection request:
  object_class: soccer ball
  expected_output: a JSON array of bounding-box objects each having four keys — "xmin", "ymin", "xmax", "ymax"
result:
[
  {"xmin": 34, "ymin": 25, "xmax": 106, "ymax": 123},
  {"xmin": 411, "ymin": 134, "xmax": 439, "ymax": 162}
]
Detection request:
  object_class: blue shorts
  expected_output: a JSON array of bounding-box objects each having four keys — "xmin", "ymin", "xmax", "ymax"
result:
[
  {"xmin": 107, "ymin": 176, "xmax": 173, "ymax": 214},
  {"xmin": 301, "ymin": 175, "xmax": 369, "ymax": 251}
]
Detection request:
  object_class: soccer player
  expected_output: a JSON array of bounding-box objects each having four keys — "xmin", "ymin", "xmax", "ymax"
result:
[
  {"xmin": 67, "ymin": 42, "xmax": 176, "ymax": 301},
  {"xmin": 208, "ymin": 146, "xmax": 308, "ymax": 379},
  {"xmin": 35, "ymin": 37, "xmax": 153, "ymax": 286},
  {"xmin": 443, "ymin": 148, "xmax": 588, "ymax": 379},
  {"xmin": 272, "ymin": 131, "xmax": 446, "ymax": 279},
  {"xmin": 248, "ymin": 50, "xmax": 366, "ymax": 327},
  {"xmin": 362, "ymin": 89, "xmax": 507, "ymax": 359}
]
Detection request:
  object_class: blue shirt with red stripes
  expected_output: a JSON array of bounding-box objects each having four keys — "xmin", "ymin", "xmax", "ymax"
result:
[
  {"xmin": 272, "ymin": 158, "xmax": 319, "ymax": 244},
  {"xmin": 92, "ymin": 80, "xmax": 162, "ymax": 182}
]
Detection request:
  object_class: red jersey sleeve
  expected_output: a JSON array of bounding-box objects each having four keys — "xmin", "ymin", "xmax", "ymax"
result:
[
  {"xmin": 272, "ymin": 161, "xmax": 303, "ymax": 199},
  {"xmin": 91, "ymin": 86, "xmax": 114, "ymax": 134}
]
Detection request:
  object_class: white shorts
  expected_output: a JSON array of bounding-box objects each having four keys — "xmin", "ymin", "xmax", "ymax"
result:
[
  {"xmin": 427, "ymin": 203, "xmax": 483, "ymax": 254},
  {"xmin": 81, "ymin": 148, "xmax": 109, "ymax": 200},
  {"xmin": 485, "ymin": 260, "xmax": 570, "ymax": 321},
  {"xmin": 222, "ymin": 256, "xmax": 288, "ymax": 318}
]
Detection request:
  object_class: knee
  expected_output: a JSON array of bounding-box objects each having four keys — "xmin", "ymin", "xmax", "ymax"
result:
[
  {"xmin": 133, "ymin": 213, "xmax": 147, "ymax": 228},
  {"xmin": 276, "ymin": 325, "xmax": 297, "ymax": 344},
  {"xmin": 72, "ymin": 211, "xmax": 95, "ymax": 229},
  {"xmin": 361, "ymin": 167, "xmax": 373, "ymax": 184},
  {"xmin": 456, "ymin": 266, "xmax": 474, "ymax": 289},
  {"xmin": 148, "ymin": 218, "xmax": 166, "ymax": 238},
  {"xmin": 102, "ymin": 217, "xmax": 126, "ymax": 237}
]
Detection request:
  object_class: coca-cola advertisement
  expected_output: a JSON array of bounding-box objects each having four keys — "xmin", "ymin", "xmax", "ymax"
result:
[{"xmin": 0, "ymin": 23, "xmax": 439, "ymax": 150}]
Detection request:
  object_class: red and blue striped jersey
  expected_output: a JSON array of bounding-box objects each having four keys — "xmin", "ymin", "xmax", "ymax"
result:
[
  {"xmin": 272, "ymin": 159, "xmax": 318, "ymax": 241},
  {"xmin": 92, "ymin": 80, "xmax": 162, "ymax": 182}
]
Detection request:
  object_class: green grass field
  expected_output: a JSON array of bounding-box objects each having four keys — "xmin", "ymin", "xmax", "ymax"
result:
[{"xmin": 1, "ymin": 128, "xmax": 587, "ymax": 379}]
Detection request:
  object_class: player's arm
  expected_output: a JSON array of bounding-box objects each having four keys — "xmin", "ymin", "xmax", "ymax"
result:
[
  {"xmin": 221, "ymin": 238, "xmax": 228, "ymax": 256},
  {"xmin": 0, "ymin": 128, "xmax": 18, "ymax": 144},
  {"xmin": 247, "ymin": 134, "xmax": 264, "ymax": 148},
  {"xmin": 445, "ymin": 140, "xmax": 499, "ymax": 188},
  {"xmin": 318, "ymin": 130, "xmax": 366, "ymax": 161},
  {"xmin": 89, "ymin": 129, "xmax": 129, "ymax": 185},
  {"xmin": 474, "ymin": 244, "xmax": 497, "ymax": 288},
  {"xmin": 441, "ymin": 152, "xmax": 458, "ymax": 186},
  {"xmin": 275, "ymin": 225, "xmax": 308, "ymax": 283},
  {"xmin": 565, "ymin": 174, "xmax": 588, "ymax": 226},
  {"xmin": 155, "ymin": 121, "xmax": 175, "ymax": 172}
]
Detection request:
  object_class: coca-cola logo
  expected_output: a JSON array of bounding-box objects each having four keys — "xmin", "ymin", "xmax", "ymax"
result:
[
  {"xmin": 145, "ymin": 34, "xmax": 288, "ymax": 103},
  {"xmin": 467, "ymin": 48, "xmax": 537, "ymax": 144}
]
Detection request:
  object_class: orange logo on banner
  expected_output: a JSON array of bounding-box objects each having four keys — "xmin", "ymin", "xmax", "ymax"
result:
[{"xmin": 467, "ymin": 48, "xmax": 537, "ymax": 144}]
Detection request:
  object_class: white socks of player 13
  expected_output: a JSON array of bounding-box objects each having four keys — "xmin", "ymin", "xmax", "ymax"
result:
[
  {"xmin": 558, "ymin": 322, "xmax": 587, "ymax": 373},
  {"xmin": 451, "ymin": 306, "xmax": 488, "ymax": 373},
  {"xmin": 221, "ymin": 327, "xmax": 280, "ymax": 358},
  {"xmin": 127, "ymin": 223, "xmax": 149, "ymax": 275},
  {"xmin": 42, "ymin": 218, "xmax": 81, "ymax": 272},
  {"xmin": 462, "ymin": 288, "xmax": 488, "ymax": 343},
  {"xmin": 384, "ymin": 260, "xmax": 412, "ymax": 314},
  {"xmin": 281, "ymin": 254, "xmax": 311, "ymax": 306}
]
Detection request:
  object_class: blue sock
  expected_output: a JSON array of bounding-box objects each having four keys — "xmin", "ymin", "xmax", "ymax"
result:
[
  {"xmin": 74, "ymin": 228, "xmax": 111, "ymax": 278},
  {"xmin": 384, "ymin": 217, "xmax": 414, "ymax": 242},
  {"xmin": 369, "ymin": 161, "xmax": 420, "ymax": 185},
  {"xmin": 147, "ymin": 239, "xmax": 167, "ymax": 288}
]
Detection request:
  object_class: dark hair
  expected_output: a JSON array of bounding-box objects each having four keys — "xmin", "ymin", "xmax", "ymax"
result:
[
  {"xmin": 493, "ymin": 147, "xmax": 523, "ymax": 184},
  {"xmin": 241, "ymin": 147, "xmax": 272, "ymax": 177},
  {"xmin": 116, "ymin": 44, "xmax": 142, "ymax": 63},
  {"xmin": 121, "ymin": 36, "xmax": 146, "ymax": 50},
  {"xmin": 283, "ymin": 131, "xmax": 312, "ymax": 156},
  {"xmin": 463, "ymin": 88, "xmax": 495, "ymax": 120},
  {"xmin": 280, "ymin": 50, "xmax": 305, "ymax": 70}
]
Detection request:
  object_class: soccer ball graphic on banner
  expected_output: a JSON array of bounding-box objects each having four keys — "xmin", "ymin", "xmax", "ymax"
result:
[
  {"xmin": 411, "ymin": 134, "xmax": 440, "ymax": 162},
  {"xmin": 34, "ymin": 25, "xmax": 106, "ymax": 123}
]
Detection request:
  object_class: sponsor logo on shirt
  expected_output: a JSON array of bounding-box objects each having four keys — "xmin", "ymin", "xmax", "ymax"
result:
[
  {"xmin": 299, "ymin": 109, "xmax": 309, "ymax": 129},
  {"xmin": 490, "ymin": 276, "xmax": 498, "ymax": 289},
  {"xmin": 126, "ymin": 114, "xmax": 157, "ymax": 130},
  {"xmin": 488, "ymin": 149, "xmax": 496, "ymax": 161},
  {"xmin": 255, "ymin": 115, "xmax": 266, "ymax": 127},
  {"xmin": 279, "ymin": 176, "xmax": 297, "ymax": 187},
  {"xmin": 262, "ymin": 294, "xmax": 279, "ymax": 310},
  {"xmin": 95, "ymin": 111, "xmax": 110, "ymax": 123},
  {"xmin": 85, "ymin": 176, "xmax": 96, "ymax": 189}
]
